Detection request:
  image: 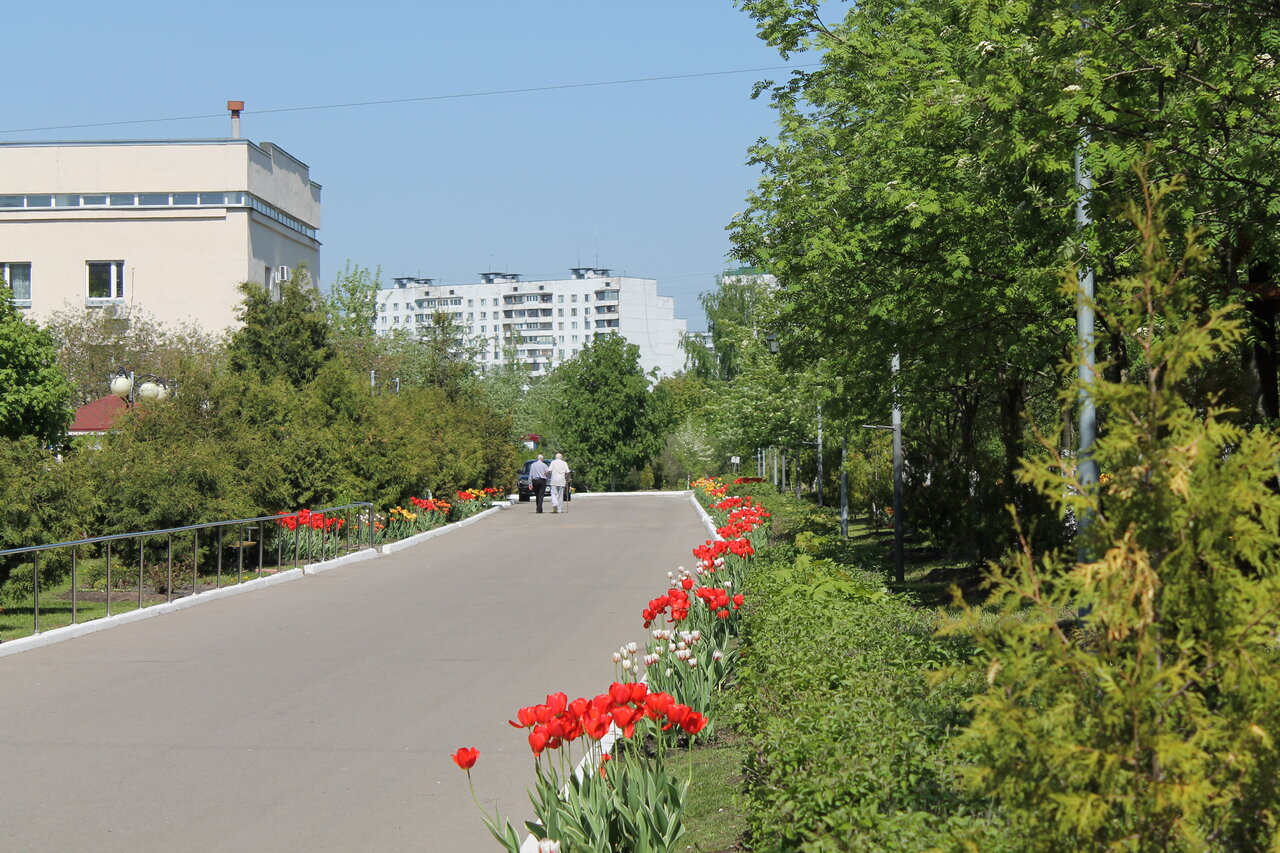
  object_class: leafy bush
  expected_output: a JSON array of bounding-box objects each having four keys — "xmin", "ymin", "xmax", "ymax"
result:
[{"xmin": 731, "ymin": 541, "xmax": 1009, "ymax": 851}]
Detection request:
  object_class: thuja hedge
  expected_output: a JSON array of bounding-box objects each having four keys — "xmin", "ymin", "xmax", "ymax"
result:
[{"xmin": 725, "ymin": 488, "xmax": 1012, "ymax": 851}]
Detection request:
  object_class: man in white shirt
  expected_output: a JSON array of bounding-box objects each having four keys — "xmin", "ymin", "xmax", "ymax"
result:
[
  {"xmin": 528, "ymin": 454, "xmax": 550, "ymax": 514},
  {"xmin": 547, "ymin": 453, "xmax": 572, "ymax": 513}
]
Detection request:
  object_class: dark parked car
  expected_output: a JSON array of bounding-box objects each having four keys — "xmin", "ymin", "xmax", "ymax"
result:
[
  {"xmin": 517, "ymin": 459, "xmax": 538, "ymax": 501},
  {"xmin": 517, "ymin": 459, "xmax": 585, "ymax": 501}
]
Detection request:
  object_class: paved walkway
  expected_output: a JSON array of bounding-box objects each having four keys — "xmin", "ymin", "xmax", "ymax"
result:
[{"xmin": 0, "ymin": 494, "xmax": 709, "ymax": 852}]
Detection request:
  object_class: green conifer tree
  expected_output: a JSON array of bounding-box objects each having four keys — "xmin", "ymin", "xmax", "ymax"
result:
[{"xmin": 947, "ymin": 176, "xmax": 1280, "ymax": 852}]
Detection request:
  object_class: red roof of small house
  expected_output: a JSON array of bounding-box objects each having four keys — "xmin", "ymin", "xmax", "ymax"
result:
[{"xmin": 68, "ymin": 395, "xmax": 128, "ymax": 434}]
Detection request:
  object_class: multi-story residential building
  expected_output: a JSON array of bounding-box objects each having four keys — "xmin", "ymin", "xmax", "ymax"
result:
[
  {"xmin": 0, "ymin": 113, "xmax": 321, "ymax": 332},
  {"xmin": 375, "ymin": 267, "xmax": 689, "ymax": 378}
]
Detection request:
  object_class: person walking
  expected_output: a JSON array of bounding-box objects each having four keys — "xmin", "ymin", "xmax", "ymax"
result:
[
  {"xmin": 528, "ymin": 454, "xmax": 550, "ymax": 514},
  {"xmin": 548, "ymin": 452, "xmax": 572, "ymax": 514}
]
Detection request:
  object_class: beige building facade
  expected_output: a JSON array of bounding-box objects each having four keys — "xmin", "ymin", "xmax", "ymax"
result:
[{"xmin": 0, "ymin": 139, "xmax": 321, "ymax": 332}]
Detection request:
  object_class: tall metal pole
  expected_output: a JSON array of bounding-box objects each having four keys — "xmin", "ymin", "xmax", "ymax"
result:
[
  {"xmin": 839, "ymin": 434, "xmax": 849, "ymax": 537},
  {"xmin": 892, "ymin": 354, "xmax": 905, "ymax": 584},
  {"xmin": 1075, "ymin": 132, "xmax": 1099, "ymax": 536},
  {"xmin": 816, "ymin": 404, "xmax": 824, "ymax": 506}
]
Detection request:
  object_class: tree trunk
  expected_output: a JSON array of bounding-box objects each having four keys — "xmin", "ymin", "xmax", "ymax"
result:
[{"xmin": 1246, "ymin": 262, "xmax": 1279, "ymax": 422}]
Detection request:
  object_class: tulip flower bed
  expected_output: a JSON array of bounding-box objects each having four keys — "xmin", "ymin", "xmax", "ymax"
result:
[
  {"xmin": 277, "ymin": 487, "xmax": 502, "ymax": 559},
  {"xmin": 453, "ymin": 487, "xmax": 504, "ymax": 520},
  {"xmin": 453, "ymin": 480, "xmax": 770, "ymax": 852}
]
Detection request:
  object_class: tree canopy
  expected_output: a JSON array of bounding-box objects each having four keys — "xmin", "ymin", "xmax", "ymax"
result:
[
  {"xmin": 540, "ymin": 334, "xmax": 658, "ymax": 490},
  {"xmin": 0, "ymin": 291, "xmax": 73, "ymax": 444}
]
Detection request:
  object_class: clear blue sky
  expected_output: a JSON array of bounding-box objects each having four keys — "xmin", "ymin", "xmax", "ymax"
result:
[{"xmin": 3, "ymin": 1, "xmax": 810, "ymax": 332}]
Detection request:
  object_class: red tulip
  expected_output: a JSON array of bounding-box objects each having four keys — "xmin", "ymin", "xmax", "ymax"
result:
[
  {"xmin": 608, "ymin": 682, "xmax": 631, "ymax": 706},
  {"xmin": 680, "ymin": 713, "xmax": 707, "ymax": 735},
  {"xmin": 529, "ymin": 727, "xmax": 550, "ymax": 756},
  {"xmin": 508, "ymin": 706, "xmax": 538, "ymax": 728},
  {"xmin": 583, "ymin": 707, "xmax": 612, "ymax": 740},
  {"xmin": 451, "ymin": 747, "xmax": 479, "ymax": 769},
  {"xmin": 545, "ymin": 692, "xmax": 568, "ymax": 716}
]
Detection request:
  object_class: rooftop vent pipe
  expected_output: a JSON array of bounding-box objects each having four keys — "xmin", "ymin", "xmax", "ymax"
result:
[{"xmin": 227, "ymin": 101, "xmax": 244, "ymax": 138}]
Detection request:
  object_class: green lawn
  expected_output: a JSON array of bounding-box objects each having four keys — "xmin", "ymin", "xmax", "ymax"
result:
[
  {"xmin": 679, "ymin": 729, "xmax": 749, "ymax": 852},
  {"xmin": 0, "ymin": 562, "xmax": 284, "ymax": 642}
]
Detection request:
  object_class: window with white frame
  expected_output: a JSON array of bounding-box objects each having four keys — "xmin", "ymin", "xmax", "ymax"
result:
[
  {"xmin": 86, "ymin": 261, "xmax": 125, "ymax": 301},
  {"xmin": 2, "ymin": 262, "xmax": 31, "ymax": 304}
]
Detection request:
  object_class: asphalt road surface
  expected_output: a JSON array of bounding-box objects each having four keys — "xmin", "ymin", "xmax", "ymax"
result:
[{"xmin": 0, "ymin": 494, "xmax": 709, "ymax": 852}]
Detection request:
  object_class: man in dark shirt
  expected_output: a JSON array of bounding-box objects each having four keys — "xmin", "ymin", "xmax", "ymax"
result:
[{"xmin": 528, "ymin": 454, "xmax": 550, "ymax": 514}]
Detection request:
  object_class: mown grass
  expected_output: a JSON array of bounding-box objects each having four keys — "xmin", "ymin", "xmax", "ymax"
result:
[
  {"xmin": 678, "ymin": 729, "xmax": 749, "ymax": 852},
  {"xmin": 0, "ymin": 561, "xmax": 284, "ymax": 642}
]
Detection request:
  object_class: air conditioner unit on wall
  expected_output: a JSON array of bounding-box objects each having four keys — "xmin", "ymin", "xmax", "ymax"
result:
[{"xmin": 276, "ymin": 265, "xmax": 291, "ymax": 282}]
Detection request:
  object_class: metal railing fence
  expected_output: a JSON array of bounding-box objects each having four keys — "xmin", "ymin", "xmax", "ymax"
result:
[{"xmin": 0, "ymin": 503, "xmax": 375, "ymax": 639}]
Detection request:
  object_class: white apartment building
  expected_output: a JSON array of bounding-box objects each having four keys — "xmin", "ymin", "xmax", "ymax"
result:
[
  {"xmin": 0, "ymin": 130, "xmax": 321, "ymax": 332},
  {"xmin": 375, "ymin": 267, "xmax": 689, "ymax": 378}
]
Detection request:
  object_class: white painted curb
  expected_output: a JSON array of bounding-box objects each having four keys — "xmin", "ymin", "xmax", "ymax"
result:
[
  {"xmin": 688, "ymin": 492, "xmax": 725, "ymax": 541},
  {"xmin": 378, "ymin": 503, "xmax": 506, "ymax": 554},
  {"xmin": 302, "ymin": 547, "xmax": 379, "ymax": 575},
  {"xmin": 574, "ymin": 490, "xmax": 692, "ymax": 498}
]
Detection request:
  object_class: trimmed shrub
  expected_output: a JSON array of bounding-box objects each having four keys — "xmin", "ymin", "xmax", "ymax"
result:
[{"xmin": 731, "ymin": 545, "xmax": 1009, "ymax": 851}]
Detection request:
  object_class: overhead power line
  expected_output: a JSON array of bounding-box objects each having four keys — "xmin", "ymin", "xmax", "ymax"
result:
[{"xmin": 0, "ymin": 64, "xmax": 815, "ymax": 136}]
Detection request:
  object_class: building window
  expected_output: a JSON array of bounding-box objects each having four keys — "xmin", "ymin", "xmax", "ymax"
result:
[
  {"xmin": 584, "ymin": 307, "xmax": 592, "ymax": 315},
  {"xmin": 467, "ymin": 299, "xmax": 474, "ymax": 307},
  {"xmin": 557, "ymin": 295, "xmax": 564, "ymax": 303},
  {"xmin": 570, "ymin": 308, "xmax": 577, "ymax": 316},
  {"xmin": 2, "ymin": 262, "xmax": 31, "ymax": 305},
  {"xmin": 584, "ymin": 293, "xmax": 591, "ymax": 302},
  {"xmin": 86, "ymin": 261, "xmax": 125, "ymax": 301},
  {"xmin": 571, "ymin": 294, "xmax": 578, "ymax": 302}
]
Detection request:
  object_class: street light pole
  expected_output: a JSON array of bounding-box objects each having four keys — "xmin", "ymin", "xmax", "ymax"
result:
[
  {"xmin": 839, "ymin": 433, "xmax": 849, "ymax": 538},
  {"xmin": 1074, "ymin": 134, "xmax": 1099, "ymax": 529},
  {"xmin": 863, "ymin": 352, "xmax": 905, "ymax": 583},
  {"xmin": 816, "ymin": 403, "xmax": 824, "ymax": 506},
  {"xmin": 891, "ymin": 354, "xmax": 904, "ymax": 584}
]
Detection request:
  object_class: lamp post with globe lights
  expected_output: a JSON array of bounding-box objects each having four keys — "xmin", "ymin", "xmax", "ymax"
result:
[{"xmin": 109, "ymin": 370, "xmax": 174, "ymax": 406}]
